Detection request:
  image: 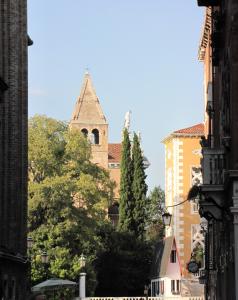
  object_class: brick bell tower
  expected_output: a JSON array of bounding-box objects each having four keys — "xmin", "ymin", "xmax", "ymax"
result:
[{"xmin": 70, "ymin": 72, "xmax": 108, "ymax": 169}]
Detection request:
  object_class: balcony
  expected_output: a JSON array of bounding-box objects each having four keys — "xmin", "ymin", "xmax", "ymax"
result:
[
  {"xmin": 199, "ymin": 148, "xmax": 226, "ymax": 221},
  {"xmin": 201, "ymin": 148, "xmax": 225, "ymax": 185}
]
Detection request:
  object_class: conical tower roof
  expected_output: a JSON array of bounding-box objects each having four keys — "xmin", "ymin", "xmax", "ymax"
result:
[{"xmin": 71, "ymin": 72, "xmax": 107, "ymax": 125}]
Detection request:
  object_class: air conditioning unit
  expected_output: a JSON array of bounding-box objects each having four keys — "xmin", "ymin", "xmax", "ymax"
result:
[{"xmin": 197, "ymin": 0, "xmax": 220, "ymax": 6}]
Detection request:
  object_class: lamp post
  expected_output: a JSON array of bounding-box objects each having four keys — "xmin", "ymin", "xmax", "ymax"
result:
[
  {"xmin": 79, "ymin": 254, "xmax": 86, "ymax": 300},
  {"xmin": 41, "ymin": 251, "xmax": 49, "ymax": 264},
  {"xmin": 27, "ymin": 237, "xmax": 34, "ymax": 294},
  {"xmin": 41, "ymin": 251, "xmax": 49, "ymax": 280},
  {"xmin": 162, "ymin": 212, "xmax": 172, "ymax": 226},
  {"xmin": 27, "ymin": 236, "xmax": 50, "ymax": 296},
  {"xmin": 27, "ymin": 237, "xmax": 34, "ymax": 249}
]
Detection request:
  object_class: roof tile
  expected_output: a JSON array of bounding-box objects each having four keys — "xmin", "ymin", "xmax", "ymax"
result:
[
  {"xmin": 174, "ymin": 123, "xmax": 204, "ymax": 135},
  {"xmin": 108, "ymin": 143, "xmax": 122, "ymax": 163}
]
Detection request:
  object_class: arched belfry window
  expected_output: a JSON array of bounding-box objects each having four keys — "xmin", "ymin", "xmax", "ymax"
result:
[
  {"xmin": 92, "ymin": 129, "xmax": 99, "ymax": 144},
  {"xmin": 81, "ymin": 128, "xmax": 88, "ymax": 138}
]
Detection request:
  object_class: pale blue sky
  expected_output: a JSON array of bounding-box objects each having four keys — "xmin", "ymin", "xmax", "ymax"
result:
[{"xmin": 28, "ymin": 1, "xmax": 205, "ymax": 192}]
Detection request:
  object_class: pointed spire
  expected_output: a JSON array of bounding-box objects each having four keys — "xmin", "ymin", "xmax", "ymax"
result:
[{"xmin": 71, "ymin": 72, "xmax": 107, "ymax": 125}]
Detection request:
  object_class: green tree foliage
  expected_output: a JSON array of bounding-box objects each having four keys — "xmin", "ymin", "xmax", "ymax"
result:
[
  {"xmin": 118, "ymin": 128, "xmax": 133, "ymax": 231},
  {"xmin": 191, "ymin": 244, "xmax": 204, "ymax": 268},
  {"xmin": 28, "ymin": 115, "xmax": 114, "ymax": 294},
  {"xmin": 145, "ymin": 186, "xmax": 165, "ymax": 242},
  {"xmin": 131, "ymin": 133, "xmax": 148, "ymax": 239},
  {"xmin": 95, "ymin": 224, "xmax": 153, "ymax": 296}
]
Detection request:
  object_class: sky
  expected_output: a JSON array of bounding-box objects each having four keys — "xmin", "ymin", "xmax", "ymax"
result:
[{"xmin": 28, "ymin": 1, "xmax": 205, "ymax": 192}]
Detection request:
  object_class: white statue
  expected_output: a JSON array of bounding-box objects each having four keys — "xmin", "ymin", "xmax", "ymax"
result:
[{"xmin": 124, "ymin": 110, "xmax": 131, "ymax": 130}]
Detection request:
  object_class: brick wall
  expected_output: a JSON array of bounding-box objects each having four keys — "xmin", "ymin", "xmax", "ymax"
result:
[{"xmin": 0, "ymin": 0, "xmax": 28, "ymax": 298}]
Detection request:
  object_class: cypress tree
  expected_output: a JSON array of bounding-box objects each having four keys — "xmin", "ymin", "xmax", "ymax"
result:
[
  {"xmin": 118, "ymin": 128, "xmax": 134, "ymax": 231},
  {"xmin": 131, "ymin": 133, "xmax": 148, "ymax": 239}
]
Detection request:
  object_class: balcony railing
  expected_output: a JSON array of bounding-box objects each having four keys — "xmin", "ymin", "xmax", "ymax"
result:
[{"xmin": 202, "ymin": 148, "xmax": 225, "ymax": 185}]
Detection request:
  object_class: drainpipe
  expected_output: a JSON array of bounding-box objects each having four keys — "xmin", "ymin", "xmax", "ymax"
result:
[{"xmin": 230, "ymin": 180, "xmax": 238, "ymax": 300}]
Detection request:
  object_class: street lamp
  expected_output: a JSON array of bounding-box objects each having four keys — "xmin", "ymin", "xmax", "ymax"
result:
[
  {"xmin": 79, "ymin": 254, "xmax": 86, "ymax": 268},
  {"xmin": 162, "ymin": 212, "xmax": 172, "ymax": 226},
  {"xmin": 27, "ymin": 237, "xmax": 34, "ymax": 295},
  {"xmin": 41, "ymin": 251, "xmax": 49, "ymax": 264},
  {"xmin": 79, "ymin": 254, "xmax": 86, "ymax": 300},
  {"xmin": 41, "ymin": 251, "xmax": 49, "ymax": 281},
  {"xmin": 27, "ymin": 237, "xmax": 34, "ymax": 249}
]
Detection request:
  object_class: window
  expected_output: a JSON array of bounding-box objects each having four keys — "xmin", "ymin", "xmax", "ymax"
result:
[
  {"xmin": 191, "ymin": 166, "xmax": 202, "ymax": 186},
  {"xmin": 10, "ymin": 278, "xmax": 16, "ymax": 300},
  {"xmin": 170, "ymin": 250, "xmax": 176, "ymax": 263},
  {"xmin": 190, "ymin": 167, "xmax": 202, "ymax": 213},
  {"xmin": 171, "ymin": 280, "xmax": 175, "ymax": 292},
  {"xmin": 81, "ymin": 128, "xmax": 88, "ymax": 138},
  {"xmin": 3, "ymin": 277, "xmax": 8, "ymax": 299},
  {"xmin": 151, "ymin": 280, "xmax": 164, "ymax": 296},
  {"xmin": 176, "ymin": 280, "xmax": 180, "ymax": 293},
  {"xmin": 191, "ymin": 224, "xmax": 204, "ymax": 251},
  {"xmin": 151, "ymin": 281, "xmax": 155, "ymax": 296},
  {"xmin": 91, "ymin": 129, "xmax": 99, "ymax": 144},
  {"xmin": 191, "ymin": 202, "xmax": 199, "ymax": 213},
  {"xmin": 171, "ymin": 280, "xmax": 180, "ymax": 294},
  {"xmin": 108, "ymin": 163, "xmax": 120, "ymax": 169},
  {"xmin": 160, "ymin": 280, "xmax": 164, "ymax": 295}
]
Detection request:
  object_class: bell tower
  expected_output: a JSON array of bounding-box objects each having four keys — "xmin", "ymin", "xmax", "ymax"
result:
[{"xmin": 70, "ymin": 72, "xmax": 108, "ymax": 169}]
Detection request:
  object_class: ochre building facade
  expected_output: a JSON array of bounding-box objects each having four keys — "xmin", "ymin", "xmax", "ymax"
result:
[{"xmin": 163, "ymin": 124, "xmax": 204, "ymax": 277}]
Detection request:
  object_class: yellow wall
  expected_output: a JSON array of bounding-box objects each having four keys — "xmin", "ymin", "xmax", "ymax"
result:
[{"xmin": 164, "ymin": 135, "xmax": 202, "ymax": 277}]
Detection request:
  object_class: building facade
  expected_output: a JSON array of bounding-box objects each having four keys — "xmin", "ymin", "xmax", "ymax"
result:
[
  {"xmin": 0, "ymin": 0, "xmax": 29, "ymax": 298},
  {"xmin": 196, "ymin": 1, "xmax": 238, "ymax": 299},
  {"xmin": 163, "ymin": 124, "xmax": 204, "ymax": 277},
  {"xmin": 151, "ymin": 236, "xmax": 182, "ymax": 297}
]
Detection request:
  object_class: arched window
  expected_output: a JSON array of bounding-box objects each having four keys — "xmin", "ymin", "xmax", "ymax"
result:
[
  {"xmin": 92, "ymin": 129, "xmax": 99, "ymax": 144},
  {"xmin": 81, "ymin": 128, "xmax": 88, "ymax": 138}
]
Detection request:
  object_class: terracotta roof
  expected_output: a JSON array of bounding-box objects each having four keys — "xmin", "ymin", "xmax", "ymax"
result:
[
  {"xmin": 162, "ymin": 123, "xmax": 204, "ymax": 143},
  {"xmin": 174, "ymin": 123, "xmax": 204, "ymax": 135},
  {"xmin": 108, "ymin": 143, "xmax": 122, "ymax": 163}
]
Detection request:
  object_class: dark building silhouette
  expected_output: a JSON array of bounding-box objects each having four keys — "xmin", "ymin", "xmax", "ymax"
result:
[
  {"xmin": 0, "ymin": 0, "xmax": 29, "ymax": 298},
  {"xmin": 196, "ymin": 1, "xmax": 238, "ymax": 299}
]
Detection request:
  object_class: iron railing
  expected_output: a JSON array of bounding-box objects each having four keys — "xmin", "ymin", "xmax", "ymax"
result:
[{"xmin": 202, "ymin": 148, "xmax": 225, "ymax": 185}]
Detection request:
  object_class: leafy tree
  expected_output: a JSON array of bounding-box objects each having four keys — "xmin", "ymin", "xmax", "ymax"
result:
[
  {"xmin": 131, "ymin": 133, "xmax": 148, "ymax": 239},
  {"xmin": 145, "ymin": 186, "xmax": 165, "ymax": 242},
  {"xmin": 118, "ymin": 128, "xmax": 133, "ymax": 231},
  {"xmin": 28, "ymin": 115, "xmax": 68, "ymax": 182},
  {"xmin": 95, "ymin": 223, "xmax": 153, "ymax": 296},
  {"xmin": 28, "ymin": 115, "xmax": 114, "ymax": 294},
  {"xmin": 191, "ymin": 244, "xmax": 204, "ymax": 268}
]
